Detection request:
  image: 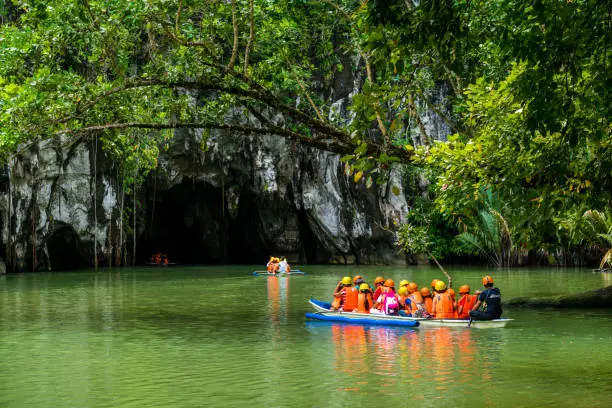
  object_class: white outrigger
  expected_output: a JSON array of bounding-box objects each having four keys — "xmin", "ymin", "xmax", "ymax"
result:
[{"xmin": 308, "ymin": 299, "xmax": 513, "ymax": 329}]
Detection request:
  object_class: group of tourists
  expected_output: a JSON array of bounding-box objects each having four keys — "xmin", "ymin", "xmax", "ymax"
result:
[
  {"xmin": 266, "ymin": 256, "xmax": 291, "ymax": 274},
  {"xmin": 330, "ymin": 275, "xmax": 502, "ymax": 321}
]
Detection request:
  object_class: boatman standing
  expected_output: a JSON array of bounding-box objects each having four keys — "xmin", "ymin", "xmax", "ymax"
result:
[{"xmin": 469, "ymin": 275, "xmax": 502, "ymax": 320}]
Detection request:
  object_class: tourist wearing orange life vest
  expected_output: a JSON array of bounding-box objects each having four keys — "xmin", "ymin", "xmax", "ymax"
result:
[
  {"xmin": 469, "ymin": 275, "xmax": 503, "ymax": 320},
  {"xmin": 421, "ymin": 287, "xmax": 434, "ymax": 315},
  {"xmin": 267, "ymin": 257, "xmax": 280, "ymax": 273},
  {"xmin": 331, "ymin": 276, "xmax": 349, "ymax": 310},
  {"xmin": 408, "ymin": 282, "xmax": 431, "ymax": 318},
  {"xmin": 397, "ymin": 286, "xmax": 412, "ymax": 316},
  {"xmin": 373, "ymin": 279, "xmax": 401, "ymax": 315},
  {"xmin": 430, "ymin": 279, "xmax": 440, "ymax": 295},
  {"xmin": 432, "ymin": 281, "xmax": 456, "ymax": 319},
  {"xmin": 447, "ymin": 287, "xmax": 458, "ymax": 317},
  {"xmin": 331, "ymin": 276, "xmax": 358, "ymax": 311},
  {"xmin": 356, "ymin": 283, "xmax": 373, "ymax": 313},
  {"xmin": 457, "ymin": 285, "xmax": 477, "ymax": 319},
  {"xmin": 372, "ymin": 276, "xmax": 385, "ymax": 304},
  {"xmin": 341, "ymin": 276, "xmax": 361, "ymax": 312}
]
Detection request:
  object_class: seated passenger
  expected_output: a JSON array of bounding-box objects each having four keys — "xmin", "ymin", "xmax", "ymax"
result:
[
  {"xmin": 278, "ymin": 257, "xmax": 289, "ymax": 273},
  {"xmin": 356, "ymin": 283, "xmax": 373, "ymax": 313},
  {"xmin": 372, "ymin": 276, "xmax": 386, "ymax": 309},
  {"xmin": 331, "ymin": 276, "xmax": 356, "ymax": 311},
  {"xmin": 408, "ymin": 283, "xmax": 431, "ymax": 318},
  {"xmin": 457, "ymin": 285, "xmax": 477, "ymax": 319},
  {"xmin": 469, "ymin": 275, "xmax": 502, "ymax": 320},
  {"xmin": 432, "ymin": 281, "xmax": 456, "ymax": 319},
  {"xmin": 373, "ymin": 279, "xmax": 400, "ymax": 315},
  {"xmin": 397, "ymin": 286, "xmax": 412, "ymax": 317},
  {"xmin": 421, "ymin": 287, "xmax": 434, "ymax": 315}
]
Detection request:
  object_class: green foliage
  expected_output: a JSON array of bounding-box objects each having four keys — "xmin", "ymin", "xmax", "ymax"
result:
[{"xmin": 395, "ymin": 222, "xmax": 431, "ymax": 257}]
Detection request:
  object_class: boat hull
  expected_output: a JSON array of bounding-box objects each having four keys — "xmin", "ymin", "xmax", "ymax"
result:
[
  {"xmin": 253, "ymin": 270, "xmax": 306, "ymax": 276},
  {"xmin": 305, "ymin": 312, "xmax": 419, "ymax": 327},
  {"xmin": 308, "ymin": 299, "xmax": 513, "ymax": 328}
]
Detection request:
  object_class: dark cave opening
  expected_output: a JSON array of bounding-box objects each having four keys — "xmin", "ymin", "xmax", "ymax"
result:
[
  {"xmin": 47, "ymin": 223, "xmax": 91, "ymax": 270},
  {"xmin": 141, "ymin": 181, "xmax": 269, "ymax": 265}
]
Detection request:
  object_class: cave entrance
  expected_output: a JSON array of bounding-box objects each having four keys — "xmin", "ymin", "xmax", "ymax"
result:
[
  {"xmin": 143, "ymin": 180, "xmax": 270, "ymax": 265},
  {"xmin": 144, "ymin": 181, "xmax": 226, "ymax": 265},
  {"xmin": 47, "ymin": 223, "xmax": 91, "ymax": 270}
]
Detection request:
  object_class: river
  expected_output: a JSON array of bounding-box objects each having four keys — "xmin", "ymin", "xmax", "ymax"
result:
[{"xmin": 1, "ymin": 265, "xmax": 611, "ymax": 407}]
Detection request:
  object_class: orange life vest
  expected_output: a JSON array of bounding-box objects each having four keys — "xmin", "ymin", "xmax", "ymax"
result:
[
  {"xmin": 331, "ymin": 296, "xmax": 342, "ymax": 310},
  {"xmin": 457, "ymin": 294, "xmax": 477, "ymax": 319},
  {"xmin": 423, "ymin": 297, "xmax": 433, "ymax": 314},
  {"xmin": 409, "ymin": 292, "xmax": 424, "ymax": 314},
  {"xmin": 434, "ymin": 292, "xmax": 455, "ymax": 318},
  {"xmin": 357, "ymin": 292, "xmax": 373, "ymax": 313},
  {"xmin": 342, "ymin": 287, "xmax": 359, "ymax": 312},
  {"xmin": 372, "ymin": 287, "xmax": 384, "ymax": 309}
]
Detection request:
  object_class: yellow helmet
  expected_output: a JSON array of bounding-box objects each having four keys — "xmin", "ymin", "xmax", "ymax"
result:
[
  {"xmin": 399, "ymin": 280, "xmax": 409, "ymax": 288},
  {"xmin": 435, "ymin": 280, "xmax": 447, "ymax": 291},
  {"xmin": 398, "ymin": 286, "xmax": 408, "ymax": 296},
  {"xmin": 359, "ymin": 283, "xmax": 370, "ymax": 292},
  {"xmin": 342, "ymin": 276, "xmax": 352, "ymax": 285}
]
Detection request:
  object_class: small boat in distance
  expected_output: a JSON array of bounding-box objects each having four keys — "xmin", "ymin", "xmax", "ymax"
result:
[
  {"xmin": 145, "ymin": 253, "xmax": 176, "ymax": 266},
  {"xmin": 253, "ymin": 270, "xmax": 306, "ymax": 276}
]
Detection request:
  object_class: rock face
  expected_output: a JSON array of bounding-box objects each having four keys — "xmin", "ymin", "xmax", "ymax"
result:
[{"xmin": 0, "ymin": 82, "xmax": 451, "ymax": 271}]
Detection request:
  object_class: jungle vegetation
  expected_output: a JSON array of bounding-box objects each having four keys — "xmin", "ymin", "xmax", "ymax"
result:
[{"xmin": 0, "ymin": 0, "xmax": 610, "ymax": 267}]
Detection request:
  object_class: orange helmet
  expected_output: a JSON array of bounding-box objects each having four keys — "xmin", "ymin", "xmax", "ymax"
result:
[
  {"xmin": 482, "ymin": 275, "xmax": 494, "ymax": 286},
  {"xmin": 353, "ymin": 275, "xmax": 364, "ymax": 285},
  {"xmin": 374, "ymin": 276, "xmax": 385, "ymax": 285},
  {"xmin": 431, "ymin": 279, "xmax": 440, "ymax": 288},
  {"xmin": 459, "ymin": 285, "xmax": 470, "ymax": 294},
  {"xmin": 448, "ymin": 288, "xmax": 456, "ymax": 299},
  {"xmin": 384, "ymin": 279, "xmax": 395, "ymax": 288},
  {"xmin": 420, "ymin": 287, "xmax": 430, "ymax": 297},
  {"xmin": 408, "ymin": 282, "xmax": 418, "ymax": 293}
]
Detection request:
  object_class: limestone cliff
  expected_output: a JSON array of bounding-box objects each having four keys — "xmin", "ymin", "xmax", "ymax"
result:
[{"xmin": 0, "ymin": 79, "xmax": 451, "ymax": 271}]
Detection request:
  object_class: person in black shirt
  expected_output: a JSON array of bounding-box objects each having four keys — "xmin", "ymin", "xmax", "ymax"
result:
[{"xmin": 469, "ymin": 275, "xmax": 502, "ymax": 320}]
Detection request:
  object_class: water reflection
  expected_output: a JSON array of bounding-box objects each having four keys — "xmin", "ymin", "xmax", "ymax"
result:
[
  {"xmin": 306, "ymin": 322, "xmax": 487, "ymax": 398},
  {"xmin": 266, "ymin": 276, "xmax": 290, "ymax": 341}
]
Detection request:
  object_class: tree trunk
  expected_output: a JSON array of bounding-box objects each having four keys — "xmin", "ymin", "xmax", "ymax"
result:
[
  {"xmin": 93, "ymin": 138, "xmax": 98, "ymax": 269},
  {"xmin": 132, "ymin": 186, "xmax": 136, "ymax": 266}
]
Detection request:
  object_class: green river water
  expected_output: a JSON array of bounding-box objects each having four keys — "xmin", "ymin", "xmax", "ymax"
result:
[{"xmin": 1, "ymin": 265, "xmax": 611, "ymax": 407}]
